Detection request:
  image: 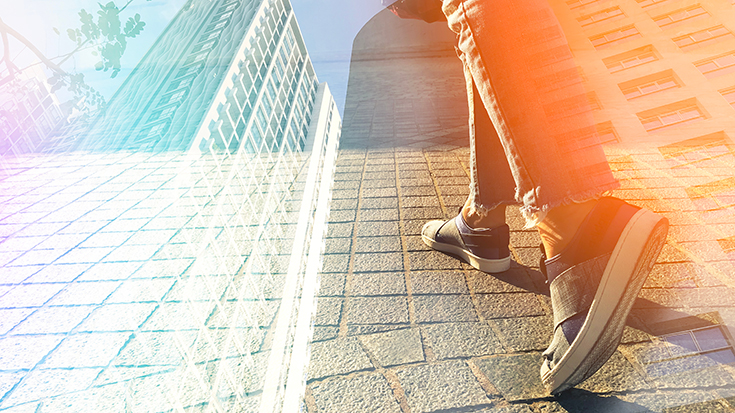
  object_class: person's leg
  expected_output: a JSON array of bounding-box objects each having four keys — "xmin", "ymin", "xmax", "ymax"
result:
[
  {"xmin": 440, "ymin": 0, "xmax": 669, "ymax": 394},
  {"xmin": 462, "ymin": 61, "xmax": 516, "ymax": 230},
  {"xmin": 444, "ymin": 0, "xmax": 619, "ymax": 233},
  {"xmin": 420, "ymin": 59, "xmax": 516, "ymax": 273}
]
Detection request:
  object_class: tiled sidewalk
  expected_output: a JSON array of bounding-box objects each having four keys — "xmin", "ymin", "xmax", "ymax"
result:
[
  {"xmin": 305, "ymin": 144, "xmax": 735, "ymax": 413},
  {"xmin": 0, "ymin": 151, "xmax": 309, "ymax": 411},
  {"xmin": 303, "ymin": 10, "xmax": 735, "ymax": 413}
]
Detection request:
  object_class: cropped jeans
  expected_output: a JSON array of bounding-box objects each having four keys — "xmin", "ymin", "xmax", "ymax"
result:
[{"xmin": 441, "ymin": 0, "xmax": 619, "ymax": 225}]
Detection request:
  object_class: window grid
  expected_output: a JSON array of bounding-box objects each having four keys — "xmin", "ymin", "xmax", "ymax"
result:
[
  {"xmin": 621, "ymin": 75, "xmax": 678, "ymax": 100},
  {"xmin": 636, "ymin": 0, "xmax": 673, "ymax": 8},
  {"xmin": 673, "ymin": 26, "xmax": 733, "ymax": 50},
  {"xmin": 590, "ymin": 25, "xmax": 640, "ymax": 49},
  {"xmin": 654, "ymin": 6, "xmax": 708, "ymax": 28},
  {"xmin": 721, "ymin": 88, "xmax": 735, "ymax": 108},
  {"xmin": 605, "ymin": 47, "xmax": 657, "ymax": 73},
  {"xmin": 577, "ymin": 7, "xmax": 625, "ymax": 27},
  {"xmin": 566, "ymin": 0, "xmax": 604, "ymax": 9},
  {"xmin": 639, "ymin": 104, "xmax": 705, "ymax": 131},
  {"xmin": 663, "ymin": 326, "xmax": 734, "ymax": 359},
  {"xmin": 695, "ymin": 52, "xmax": 735, "ymax": 78}
]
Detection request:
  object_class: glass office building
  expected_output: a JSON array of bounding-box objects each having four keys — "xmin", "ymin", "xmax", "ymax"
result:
[{"xmin": 0, "ymin": 0, "xmax": 340, "ymax": 411}]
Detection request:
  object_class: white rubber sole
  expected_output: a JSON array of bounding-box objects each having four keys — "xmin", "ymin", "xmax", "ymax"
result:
[
  {"xmin": 422, "ymin": 228, "xmax": 511, "ymax": 273},
  {"xmin": 540, "ymin": 208, "xmax": 668, "ymax": 393}
]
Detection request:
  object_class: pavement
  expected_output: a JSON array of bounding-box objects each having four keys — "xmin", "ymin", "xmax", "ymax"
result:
[
  {"xmin": 303, "ymin": 10, "xmax": 735, "ymax": 413},
  {"xmin": 2, "ymin": 7, "xmax": 735, "ymax": 413}
]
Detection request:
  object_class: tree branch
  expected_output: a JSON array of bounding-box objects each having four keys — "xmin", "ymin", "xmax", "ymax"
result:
[
  {"xmin": 1, "ymin": 25, "xmax": 20, "ymax": 80},
  {"xmin": 0, "ymin": 17, "xmax": 67, "ymax": 75},
  {"xmin": 119, "ymin": 0, "xmax": 136, "ymax": 13}
]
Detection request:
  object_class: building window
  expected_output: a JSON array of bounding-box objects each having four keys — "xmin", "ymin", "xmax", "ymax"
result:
[
  {"xmin": 596, "ymin": 121, "xmax": 619, "ymax": 143},
  {"xmin": 673, "ymin": 26, "xmax": 734, "ymax": 50},
  {"xmin": 695, "ymin": 52, "xmax": 735, "ymax": 79},
  {"xmin": 577, "ymin": 7, "xmax": 625, "ymax": 27},
  {"xmin": 636, "ymin": 0, "xmax": 673, "ymax": 8},
  {"xmin": 192, "ymin": 40, "xmax": 216, "ymax": 53},
  {"xmin": 604, "ymin": 45, "xmax": 658, "ymax": 73},
  {"xmin": 659, "ymin": 131, "xmax": 734, "ymax": 172},
  {"xmin": 663, "ymin": 326, "xmax": 735, "ymax": 364},
  {"xmin": 653, "ymin": 5, "xmax": 709, "ymax": 29},
  {"xmin": 148, "ymin": 105, "xmax": 177, "ymax": 122},
  {"xmin": 721, "ymin": 87, "xmax": 735, "ymax": 108},
  {"xmin": 566, "ymin": 0, "xmax": 604, "ymax": 9},
  {"xmin": 619, "ymin": 70, "xmax": 680, "ymax": 100},
  {"xmin": 590, "ymin": 25, "xmax": 640, "ymax": 49},
  {"xmin": 165, "ymin": 89, "xmax": 188, "ymax": 104},
  {"xmin": 638, "ymin": 99, "xmax": 706, "ymax": 132}
]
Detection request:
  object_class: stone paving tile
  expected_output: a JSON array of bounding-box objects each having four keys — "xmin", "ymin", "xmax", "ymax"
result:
[
  {"xmin": 307, "ymin": 337, "xmax": 374, "ymax": 381},
  {"xmin": 353, "ymin": 236, "xmax": 401, "ymax": 253},
  {"xmin": 475, "ymin": 293, "xmax": 546, "ymax": 319},
  {"xmin": 0, "ymin": 368, "xmax": 102, "ymax": 409},
  {"xmin": 410, "ymin": 270, "xmax": 468, "ymax": 294},
  {"xmin": 40, "ymin": 332, "xmax": 131, "ymax": 368},
  {"xmin": 359, "ymin": 328, "xmax": 424, "ymax": 367},
  {"xmin": 351, "ymin": 272, "xmax": 406, "ymax": 296},
  {"xmin": 0, "ymin": 265, "xmax": 43, "ymax": 285},
  {"xmin": 315, "ymin": 297, "xmax": 343, "ymax": 326},
  {"xmin": 492, "ymin": 315, "xmax": 553, "ymax": 352},
  {"xmin": 409, "ymin": 250, "xmax": 464, "ymax": 271},
  {"xmin": 422, "ymin": 322, "xmax": 504, "ymax": 359},
  {"xmin": 309, "ymin": 373, "xmax": 402, "ymax": 413},
  {"xmin": 414, "ymin": 294, "xmax": 477, "ymax": 323},
  {"xmin": 475, "ymin": 353, "xmax": 546, "ymax": 401},
  {"xmin": 76, "ymin": 303, "xmax": 157, "ymax": 332},
  {"xmin": 353, "ymin": 252, "xmax": 403, "ymax": 272},
  {"xmin": 395, "ymin": 360, "xmax": 492, "ymax": 413},
  {"xmin": 347, "ymin": 296, "xmax": 409, "ymax": 324}
]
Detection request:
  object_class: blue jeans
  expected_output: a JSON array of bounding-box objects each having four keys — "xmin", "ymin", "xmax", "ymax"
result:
[{"xmin": 443, "ymin": 0, "xmax": 619, "ymax": 225}]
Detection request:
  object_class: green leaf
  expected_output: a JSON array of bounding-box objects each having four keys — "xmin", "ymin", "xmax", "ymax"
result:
[
  {"xmin": 67, "ymin": 28, "xmax": 77, "ymax": 42},
  {"xmin": 94, "ymin": 61, "xmax": 104, "ymax": 71},
  {"xmin": 53, "ymin": 27, "xmax": 60, "ymax": 35}
]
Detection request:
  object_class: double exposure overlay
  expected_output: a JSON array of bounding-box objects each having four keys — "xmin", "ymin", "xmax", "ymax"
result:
[
  {"xmin": 1, "ymin": 0, "xmax": 339, "ymax": 410},
  {"xmin": 4, "ymin": 0, "xmax": 735, "ymax": 411}
]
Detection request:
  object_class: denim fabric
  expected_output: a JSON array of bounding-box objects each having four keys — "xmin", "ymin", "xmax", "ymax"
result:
[{"xmin": 442, "ymin": 0, "xmax": 619, "ymax": 224}]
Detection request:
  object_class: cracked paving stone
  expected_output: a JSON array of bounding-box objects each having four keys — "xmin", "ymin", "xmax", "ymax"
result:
[
  {"xmin": 422, "ymin": 322, "xmax": 504, "ymax": 359},
  {"xmin": 359, "ymin": 327, "xmax": 424, "ymax": 367},
  {"xmin": 310, "ymin": 372, "xmax": 402, "ymax": 413},
  {"xmin": 396, "ymin": 360, "xmax": 491, "ymax": 413},
  {"xmin": 307, "ymin": 337, "xmax": 374, "ymax": 381}
]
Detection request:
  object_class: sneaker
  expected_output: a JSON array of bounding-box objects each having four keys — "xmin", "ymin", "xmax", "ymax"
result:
[
  {"xmin": 539, "ymin": 197, "xmax": 668, "ymax": 394},
  {"xmin": 421, "ymin": 214, "xmax": 511, "ymax": 273}
]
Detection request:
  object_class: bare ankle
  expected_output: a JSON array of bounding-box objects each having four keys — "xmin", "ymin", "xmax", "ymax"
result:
[
  {"xmin": 462, "ymin": 203, "xmax": 506, "ymax": 230},
  {"xmin": 537, "ymin": 199, "xmax": 598, "ymax": 257}
]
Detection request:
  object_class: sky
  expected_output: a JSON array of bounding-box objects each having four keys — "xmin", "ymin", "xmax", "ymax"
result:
[{"xmin": 2, "ymin": 0, "xmax": 385, "ymax": 115}]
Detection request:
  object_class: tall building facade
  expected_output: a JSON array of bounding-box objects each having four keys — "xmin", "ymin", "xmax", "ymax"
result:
[
  {"xmin": 77, "ymin": 0, "xmax": 331, "ymax": 155},
  {"xmin": 548, "ymin": 0, "xmax": 735, "ymax": 145},
  {"xmin": 69, "ymin": 0, "xmax": 342, "ymax": 410},
  {"xmin": 0, "ymin": 68, "xmax": 65, "ymax": 160}
]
